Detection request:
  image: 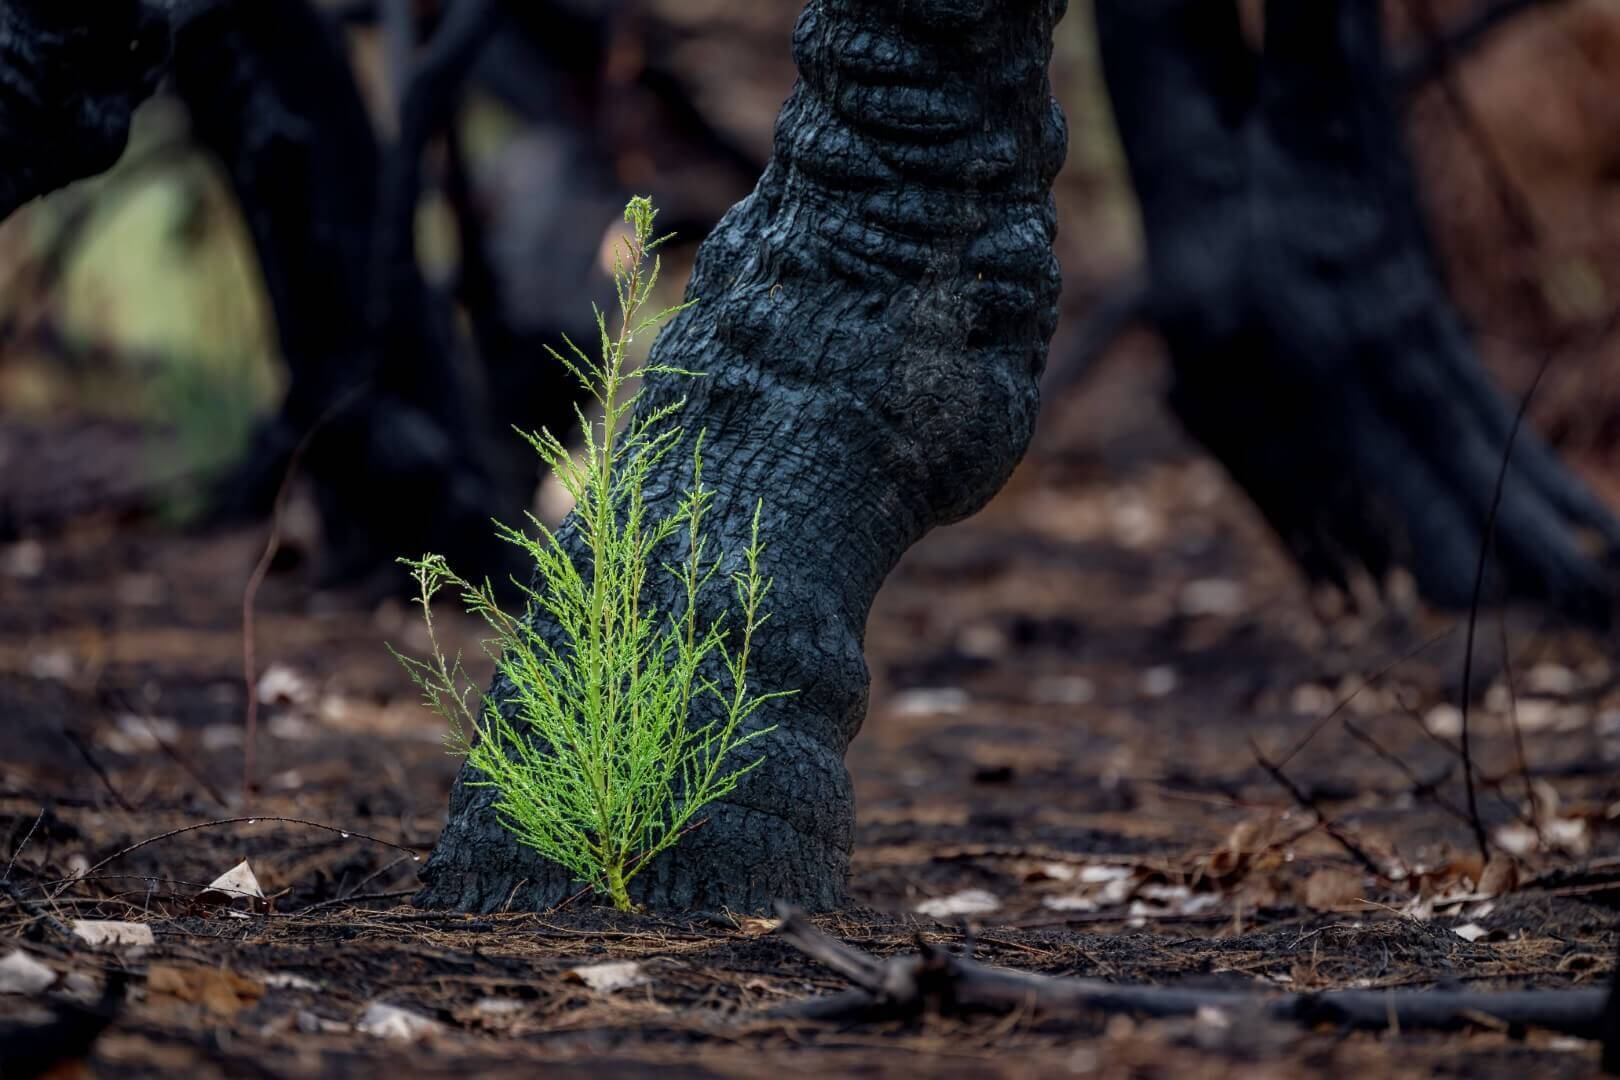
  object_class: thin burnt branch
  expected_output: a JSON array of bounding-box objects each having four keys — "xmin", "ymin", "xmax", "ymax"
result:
[
  {"xmin": 772, "ymin": 905, "xmax": 1611, "ymax": 1038},
  {"xmin": 1249, "ymin": 740, "xmax": 1387, "ymax": 880}
]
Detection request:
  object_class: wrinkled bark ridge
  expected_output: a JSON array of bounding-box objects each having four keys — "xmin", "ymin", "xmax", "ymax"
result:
[{"xmin": 419, "ymin": 0, "xmax": 1068, "ymax": 912}]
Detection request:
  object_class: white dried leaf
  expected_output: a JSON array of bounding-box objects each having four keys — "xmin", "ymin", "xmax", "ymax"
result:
[
  {"xmin": 1452, "ymin": 923, "xmax": 1489, "ymax": 943},
  {"xmin": 2, "ymin": 539, "xmax": 44, "ymax": 579},
  {"xmin": 1177, "ymin": 894, "xmax": 1223, "ymax": 916},
  {"xmin": 267, "ymin": 714, "xmax": 318, "ymax": 740},
  {"xmin": 297, "ymin": 1010, "xmax": 350, "ymax": 1034},
  {"xmin": 0, "ymin": 950, "xmax": 56, "ymax": 994},
  {"xmin": 1526, "ymin": 664, "xmax": 1577, "ymax": 696},
  {"xmin": 1178, "ymin": 579, "xmax": 1246, "ymax": 617},
  {"xmin": 356, "ymin": 1002, "xmax": 443, "ymax": 1040},
  {"xmin": 1424, "ymin": 705, "xmax": 1463, "ymax": 738},
  {"xmin": 565, "ymin": 961, "xmax": 649, "ymax": 993},
  {"xmin": 71, "ymin": 920, "xmax": 155, "ymax": 948},
  {"xmin": 202, "ymin": 725, "xmax": 244, "ymax": 751},
  {"xmin": 1042, "ymin": 894, "xmax": 1098, "ymax": 912},
  {"xmin": 263, "ymin": 973, "xmax": 321, "ymax": 991},
  {"xmin": 914, "ymin": 889, "xmax": 1000, "ymax": 917},
  {"xmin": 890, "ymin": 688, "xmax": 969, "ymax": 716},
  {"xmin": 1138, "ymin": 666, "xmax": 1179, "ymax": 698},
  {"xmin": 1031, "ymin": 676, "xmax": 1095, "ymax": 705},
  {"xmin": 1098, "ymin": 877, "xmax": 1136, "ymax": 906},
  {"xmin": 1077, "ymin": 865, "xmax": 1134, "ymax": 884},
  {"xmin": 257, "ymin": 663, "xmax": 313, "ymax": 707},
  {"xmin": 1494, "ymin": 822, "xmax": 1540, "ymax": 856},
  {"xmin": 1137, "ymin": 883, "xmax": 1191, "ymax": 903},
  {"xmin": 955, "ymin": 623, "xmax": 1006, "ymax": 659},
  {"xmin": 1399, "ymin": 894, "xmax": 1437, "ymax": 922},
  {"xmin": 1544, "ymin": 816, "xmax": 1590, "ymax": 856},
  {"xmin": 28, "ymin": 649, "xmax": 74, "ymax": 682},
  {"xmin": 474, "ymin": 997, "xmax": 525, "ymax": 1016},
  {"xmin": 204, "ymin": 860, "xmax": 264, "ymax": 901}
]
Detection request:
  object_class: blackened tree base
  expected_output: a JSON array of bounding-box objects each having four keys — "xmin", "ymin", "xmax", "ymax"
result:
[
  {"xmin": 1097, "ymin": 0, "xmax": 1620, "ymax": 624},
  {"xmin": 417, "ymin": 0, "xmax": 1069, "ymax": 913}
]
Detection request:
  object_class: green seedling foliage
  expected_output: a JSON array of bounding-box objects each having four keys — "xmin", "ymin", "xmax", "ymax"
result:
[{"xmin": 391, "ymin": 196, "xmax": 788, "ymax": 911}]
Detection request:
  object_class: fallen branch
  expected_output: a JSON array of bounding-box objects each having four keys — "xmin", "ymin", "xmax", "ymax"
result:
[
  {"xmin": 770, "ymin": 905, "xmax": 1612, "ymax": 1040},
  {"xmin": 0, "ymin": 878, "xmax": 73, "ymax": 940}
]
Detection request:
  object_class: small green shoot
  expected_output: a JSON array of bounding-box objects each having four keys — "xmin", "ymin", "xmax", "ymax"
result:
[{"xmin": 391, "ymin": 196, "xmax": 788, "ymax": 911}]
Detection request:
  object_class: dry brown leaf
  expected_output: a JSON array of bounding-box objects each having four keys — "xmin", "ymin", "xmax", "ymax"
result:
[
  {"xmin": 1476, "ymin": 856, "xmax": 1519, "ymax": 899},
  {"xmin": 1205, "ymin": 816, "xmax": 1279, "ymax": 882},
  {"xmin": 1301, "ymin": 868, "xmax": 1365, "ymax": 912},
  {"xmin": 148, "ymin": 964, "xmax": 264, "ymax": 1018},
  {"xmin": 734, "ymin": 916, "xmax": 780, "ymax": 937}
]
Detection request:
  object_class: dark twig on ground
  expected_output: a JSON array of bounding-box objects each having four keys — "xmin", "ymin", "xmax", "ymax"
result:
[
  {"xmin": 58, "ymin": 729, "xmax": 135, "ymax": 814},
  {"xmin": 105, "ymin": 692, "xmax": 229, "ymax": 809},
  {"xmin": 3, "ymin": 809, "xmax": 45, "ymax": 884},
  {"xmin": 1454, "ymin": 347, "xmax": 1556, "ymax": 866},
  {"xmin": 1496, "ymin": 612, "xmax": 1544, "ymax": 837},
  {"xmin": 241, "ymin": 382, "xmax": 369, "ymax": 806},
  {"xmin": 48, "ymin": 815, "xmax": 421, "ymax": 900},
  {"xmin": 771, "ymin": 904, "xmax": 1611, "ymax": 1039},
  {"xmin": 1249, "ymin": 740, "xmax": 1388, "ymax": 880},
  {"xmin": 1603, "ymin": 933, "xmax": 1620, "ymax": 1073},
  {"xmin": 1340, "ymin": 718, "xmax": 1470, "ymax": 825},
  {"xmin": 1, "ymin": 878, "xmax": 73, "ymax": 939}
]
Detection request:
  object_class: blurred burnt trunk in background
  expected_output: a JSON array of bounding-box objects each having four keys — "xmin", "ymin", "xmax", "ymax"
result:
[
  {"xmin": 0, "ymin": 0, "xmax": 168, "ymax": 220},
  {"xmin": 420, "ymin": 0, "xmax": 1068, "ymax": 913},
  {"xmin": 171, "ymin": 0, "xmax": 536, "ymax": 590},
  {"xmin": 1096, "ymin": 0, "xmax": 1620, "ymax": 624},
  {"xmin": 165, "ymin": 0, "xmax": 762, "ymax": 591}
]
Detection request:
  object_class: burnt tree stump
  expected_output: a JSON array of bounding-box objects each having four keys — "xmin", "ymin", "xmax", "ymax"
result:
[
  {"xmin": 1097, "ymin": 0, "xmax": 1620, "ymax": 622},
  {"xmin": 418, "ymin": 0, "xmax": 1069, "ymax": 912}
]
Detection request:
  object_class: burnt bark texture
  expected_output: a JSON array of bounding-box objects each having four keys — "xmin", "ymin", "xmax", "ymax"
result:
[
  {"xmin": 1096, "ymin": 0, "xmax": 1620, "ymax": 623},
  {"xmin": 0, "ymin": 0, "xmax": 168, "ymax": 219},
  {"xmin": 418, "ymin": 0, "xmax": 1068, "ymax": 913}
]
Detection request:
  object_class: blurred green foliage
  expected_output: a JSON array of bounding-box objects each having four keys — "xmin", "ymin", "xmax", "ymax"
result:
[{"xmin": 0, "ymin": 102, "xmax": 282, "ymax": 518}]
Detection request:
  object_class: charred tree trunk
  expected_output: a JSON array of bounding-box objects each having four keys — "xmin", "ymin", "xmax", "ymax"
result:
[
  {"xmin": 0, "ymin": 0, "xmax": 167, "ymax": 218},
  {"xmin": 1096, "ymin": 0, "xmax": 1620, "ymax": 623},
  {"xmin": 418, "ymin": 0, "xmax": 1068, "ymax": 913}
]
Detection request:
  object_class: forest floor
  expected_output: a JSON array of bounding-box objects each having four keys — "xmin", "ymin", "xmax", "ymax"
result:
[{"xmin": 2, "ymin": 341, "xmax": 1619, "ymax": 1077}]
